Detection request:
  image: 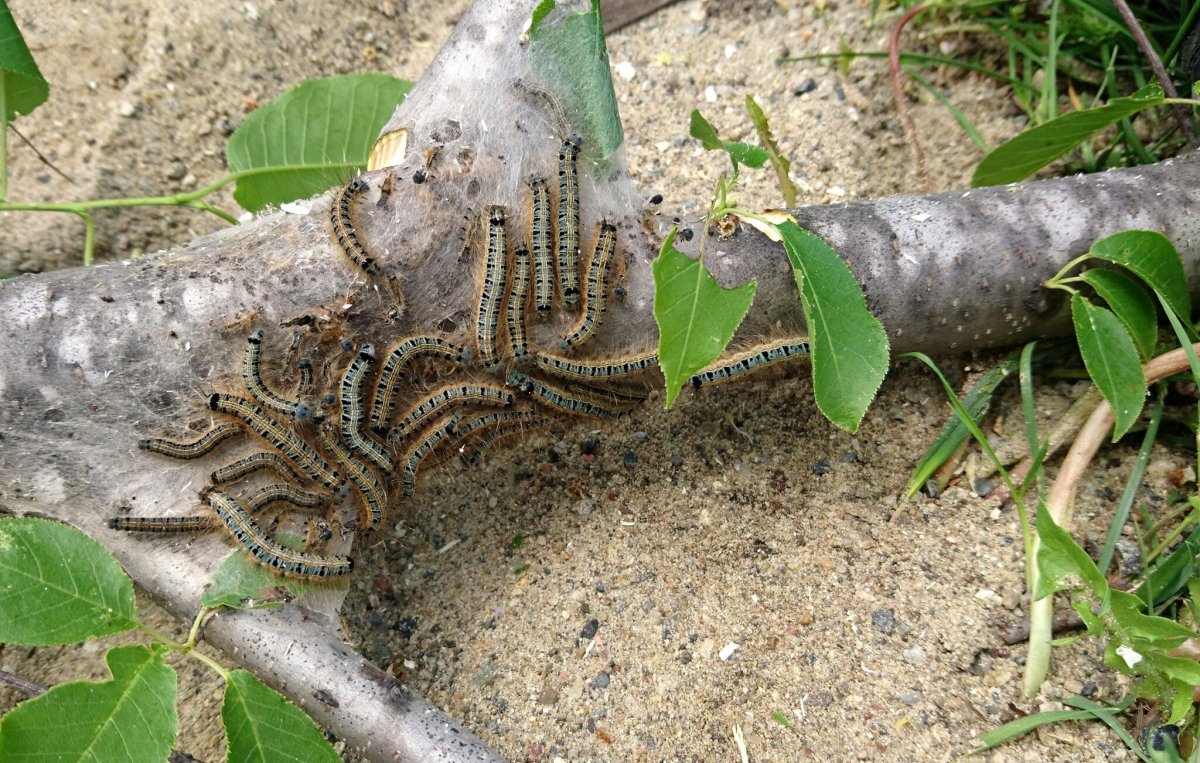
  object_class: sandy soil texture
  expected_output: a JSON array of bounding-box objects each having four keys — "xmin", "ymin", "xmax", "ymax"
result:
[{"xmin": 1, "ymin": 0, "xmax": 1171, "ymax": 760}]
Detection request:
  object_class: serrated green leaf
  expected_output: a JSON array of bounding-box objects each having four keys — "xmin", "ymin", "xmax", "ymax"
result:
[
  {"xmin": 652, "ymin": 228, "xmax": 756, "ymax": 407},
  {"xmin": 777, "ymin": 221, "xmax": 888, "ymax": 432},
  {"xmin": 688, "ymin": 109, "xmax": 722, "ymax": 150},
  {"xmin": 0, "ymin": 3, "xmax": 49, "ymax": 121},
  {"xmin": 1088, "ymin": 230, "xmax": 1189, "ymax": 322},
  {"xmin": 223, "ymin": 670, "xmax": 340, "ymax": 763},
  {"xmin": 0, "ymin": 517, "xmax": 137, "ymax": 644},
  {"xmin": 722, "ymin": 142, "xmax": 770, "ymax": 168},
  {"xmin": 1078, "ymin": 269, "xmax": 1158, "ymax": 359},
  {"xmin": 690, "ymin": 109, "xmax": 770, "ymax": 169},
  {"xmin": 201, "ymin": 532, "xmax": 345, "ymax": 610},
  {"xmin": 1034, "ymin": 500, "xmax": 1108, "ymax": 600},
  {"xmin": 1108, "ymin": 590, "xmax": 1194, "ymax": 648},
  {"xmin": 972, "ymin": 84, "xmax": 1164, "ymax": 186},
  {"xmin": 226, "ymin": 74, "xmax": 411, "ymax": 212},
  {"xmin": 903, "ymin": 349, "xmax": 1022, "ymax": 498},
  {"xmin": 0, "ymin": 645, "xmax": 177, "ymax": 762},
  {"xmin": 528, "ymin": 0, "xmax": 623, "ymax": 160},
  {"xmin": 1070, "ymin": 294, "xmax": 1147, "ymax": 440}
]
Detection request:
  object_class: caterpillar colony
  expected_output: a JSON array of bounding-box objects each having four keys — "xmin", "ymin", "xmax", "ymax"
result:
[{"xmin": 111, "ymin": 79, "xmax": 810, "ymax": 579}]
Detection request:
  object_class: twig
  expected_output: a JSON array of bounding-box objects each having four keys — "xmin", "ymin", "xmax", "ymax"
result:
[
  {"xmin": 889, "ymin": 4, "xmax": 930, "ymax": 191},
  {"xmin": 0, "ymin": 668, "xmax": 48, "ymax": 697},
  {"xmin": 1024, "ymin": 343, "xmax": 1200, "ymax": 697},
  {"xmin": 1110, "ymin": 0, "xmax": 1198, "ymax": 143},
  {"xmin": 7, "ymin": 123, "xmax": 75, "ymax": 185}
]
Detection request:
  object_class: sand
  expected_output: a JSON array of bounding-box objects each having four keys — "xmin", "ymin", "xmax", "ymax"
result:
[{"xmin": 0, "ymin": 0, "xmax": 1164, "ymax": 760}]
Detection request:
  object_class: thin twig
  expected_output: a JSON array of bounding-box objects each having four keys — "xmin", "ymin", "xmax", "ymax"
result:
[
  {"xmin": 1110, "ymin": 0, "xmax": 1198, "ymax": 143},
  {"xmin": 889, "ymin": 4, "xmax": 930, "ymax": 191},
  {"xmin": 7, "ymin": 124, "xmax": 75, "ymax": 184},
  {"xmin": 0, "ymin": 668, "xmax": 48, "ymax": 697}
]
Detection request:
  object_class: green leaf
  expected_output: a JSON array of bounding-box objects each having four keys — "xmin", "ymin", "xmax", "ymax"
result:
[
  {"xmin": 527, "ymin": 0, "xmax": 623, "ymax": 160},
  {"xmin": 778, "ymin": 221, "xmax": 889, "ymax": 432},
  {"xmin": 1133, "ymin": 524, "xmax": 1200, "ymax": 607},
  {"xmin": 903, "ymin": 349, "xmax": 1022, "ymax": 498},
  {"xmin": 1078, "ymin": 269, "xmax": 1157, "ymax": 359},
  {"xmin": 0, "ymin": 3, "xmax": 49, "ymax": 120},
  {"xmin": 652, "ymin": 228, "xmax": 756, "ymax": 407},
  {"xmin": 0, "ymin": 517, "xmax": 137, "ymax": 644},
  {"xmin": 745, "ymin": 95, "xmax": 798, "ymax": 207},
  {"xmin": 971, "ymin": 708, "xmax": 1107, "ymax": 753},
  {"xmin": 226, "ymin": 74, "xmax": 412, "ymax": 212},
  {"xmin": 202, "ymin": 532, "xmax": 345, "ymax": 610},
  {"xmin": 1061, "ymin": 696, "xmax": 1148, "ymax": 762},
  {"xmin": 1070, "ymin": 294, "xmax": 1147, "ymax": 440},
  {"xmin": 222, "ymin": 670, "xmax": 340, "ymax": 763},
  {"xmin": 689, "ymin": 109, "xmax": 769, "ymax": 169},
  {"xmin": 1034, "ymin": 500, "xmax": 1108, "ymax": 600},
  {"xmin": 689, "ymin": 109, "xmax": 722, "ymax": 150},
  {"xmin": 0, "ymin": 645, "xmax": 177, "ymax": 762},
  {"xmin": 972, "ymin": 84, "xmax": 1164, "ymax": 186},
  {"xmin": 1087, "ymin": 230, "xmax": 1189, "ymax": 323}
]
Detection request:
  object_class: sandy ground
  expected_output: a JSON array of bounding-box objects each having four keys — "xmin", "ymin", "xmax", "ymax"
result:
[{"xmin": 0, "ymin": 0, "xmax": 1173, "ymax": 760}]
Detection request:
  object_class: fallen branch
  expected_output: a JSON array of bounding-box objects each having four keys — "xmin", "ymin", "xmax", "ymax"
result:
[{"xmin": 2, "ymin": 0, "xmax": 1200, "ymax": 758}]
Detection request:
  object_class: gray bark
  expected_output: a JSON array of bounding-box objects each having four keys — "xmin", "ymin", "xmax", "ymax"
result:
[{"xmin": 2, "ymin": 0, "xmax": 1199, "ymax": 759}]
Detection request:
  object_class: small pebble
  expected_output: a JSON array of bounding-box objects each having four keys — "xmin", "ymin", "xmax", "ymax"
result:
[
  {"xmin": 634, "ymin": 431, "xmax": 649, "ymax": 443},
  {"xmin": 590, "ymin": 671, "xmax": 611, "ymax": 689},
  {"xmin": 972, "ymin": 477, "xmax": 993, "ymax": 497},
  {"xmin": 669, "ymin": 454, "xmax": 683, "ymax": 468},
  {"xmin": 813, "ymin": 457, "xmax": 830, "ymax": 475},
  {"xmin": 792, "ymin": 77, "xmax": 817, "ymax": 95},
  {"xmin": 718, "ymin": 642, "xmax": 739, "ymax": 661},
  {"xmin": 623, "ymin": 450, "xmax": 638, "ymax": 467},
  {"xmin": 899, "ymin": 691, "xmax": 922, "ymax": 705},
  {"xmin": 117, "ymin": 101, "xmax": 136, "ymax": 117},
  {"xmin": 581, "ymin": 434, "xmax": 599, "ymax": 455},
  {"xmin": 615, "ymin": 61, "xmax": 637, "ymax": 81},
  {"xmin": 871, "ymin": 608, "xmax": 895, "ymax": 635},
  {"xmin": 579, "ymin": 618, "xmax": 599, "ymax": 640},
  {"xmin": 902, "ymin": 644, "xmax": 926, "ymax": 665}
]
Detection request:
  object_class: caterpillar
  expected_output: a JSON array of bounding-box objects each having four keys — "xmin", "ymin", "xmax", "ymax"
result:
[
  {"xmin": 507, "ymin": 372, "xmax": 631, "ymax": 420},
  {"xmin": 138, "ymin": 422, "xmax": 243, "ymax": 460},
  {"xmin": 211, "ymin": 452, "xmax": 306, "ymax": 485},
  {"xmin": 527, "ymin": 173, "xmax": 554, "ymax": 315},
  {"xmin": 244, "ymin": 330, "xmax": 310, "ymax": 420},
  {"xmin": 689, "ymin": 340, "xmax": 812, "ymax": 389},
  {"xmin": 507, "ymin": 244, "xmax": 531, "ymax": 360},
  {"xmin": 512, "ymin": 77, "xmax": 572, "ymax": 138},
  {"xmin": 453, "ymin": 409, "xmax": 550, "ymax": 466},
  {"xmin": 107, "ymin": 515, "xmax": 214, "ymax": 533},
  {"xmin": 209, "ymin": 393, "xmax": 344, "ymax": 491},
  {"xmin": 561, "ymin": 221, "xmax": 618, "ymax": 351},
  {"xmin": 388, "ymin": 384, "xmax": 514, "ymax": 443},
  {"xmin": 534, "ymin": 350, "xmax": 659, "ymax": 382},
  {"xmin": 369, "ymin": 337, "xmax": 473, "ymax": 434},
  {"xmin": 318, "ymin": 425, "xmax": 387, "ymax": 530},
  {"xmin": 399, "ymin": 416, "xmax": 458, "ymax": 501},
  {"xmin": 557, "ymin": 133, "xmax": 583, "ymax": 306},
  {"xmin": 339, "ymin": 344, "xmax": 392, "ymax": 473},
  {"xmin": 208, "ymin": 490, "xmax": 353, "ymax": 579},
  {"xmin": 476, "ymin": 206, "xmax": 508, "ymax": 369},
  {"xmin": 244, "ymin": 483, "xmax": 328, "ymax": 513},
  {"xmin": 296, "ymin": 357, "xmax": 314, "ymax": 398},
  {"xmin": 331, "ymin": 177, "xmax": 375, "ymax": 272}
]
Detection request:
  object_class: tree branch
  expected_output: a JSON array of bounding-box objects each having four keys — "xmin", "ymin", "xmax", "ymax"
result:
[{"xmin": 2, "ymin": 0, "xmax": 1200, "ymax": 759}]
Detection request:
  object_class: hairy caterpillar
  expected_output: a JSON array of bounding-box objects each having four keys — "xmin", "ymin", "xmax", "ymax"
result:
[
  {"xmin": 208, "ymin": 490, "xmax": 353, "ymax": 579},
  {"xmin": 690, "ymin": 340, "xmax": 811, "ymax": 389},
  {"xmin": 561, "ymin": 221, "xmax": 617, "ymax": 351},
  {"xmin": 138, "ymin": 422, "xmax": 244, "ymax": 460},
  {"xmin": 369, "ymin": 336, "xmax": 473, "ymax": 434}
]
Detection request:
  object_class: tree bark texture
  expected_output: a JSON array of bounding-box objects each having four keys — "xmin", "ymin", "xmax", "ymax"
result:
[{"xmin": 2, "ymin": 0, "xmax": 1199, "ymax": 759}]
